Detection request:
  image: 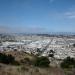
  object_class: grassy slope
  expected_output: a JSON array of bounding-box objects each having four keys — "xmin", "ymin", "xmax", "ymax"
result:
[{"xmin": 0, "ymin": 51, "xmax": 75, "ymax": 75}]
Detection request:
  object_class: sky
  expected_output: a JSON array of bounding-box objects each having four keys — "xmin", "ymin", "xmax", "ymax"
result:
[{"xmin": 0, "ymin": 0, "xmax": 75, "ymax": 33}]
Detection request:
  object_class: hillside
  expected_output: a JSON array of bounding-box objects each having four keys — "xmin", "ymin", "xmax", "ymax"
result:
[{"xmin": 0, "ymin": 51, "xmax": 75, "ymax": 75}]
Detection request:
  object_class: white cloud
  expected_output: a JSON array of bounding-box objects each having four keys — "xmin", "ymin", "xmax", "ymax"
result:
[
  {"xmin": 49, "ymin": 11, "xmax": 75, "ymax": 20},
  {"xmin": 64, "ymin": 11, "xmax": 75, "ymax": 19},
  {"xmin": 49, "ymin": 5, "xmax": 75, "ymax": 19}
]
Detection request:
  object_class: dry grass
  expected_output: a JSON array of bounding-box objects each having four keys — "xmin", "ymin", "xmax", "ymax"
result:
[
  {"xmin": 0, "ymin": 51, "xmax": 75, "ymax": 75},
  {"xmin": 0, "ymin": 63, "xmax": 65, "ymax": 75},
  {"xmin": 2, "ymin": 51, "xmax": 35, "ymax": 61}
]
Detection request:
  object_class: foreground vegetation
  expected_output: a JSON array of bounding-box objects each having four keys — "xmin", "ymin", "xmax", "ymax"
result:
[
  {"xmin": 61, "ymin": 57, "xmax": 75, "ymax": 69},
  {"xmin": 0, "ymin": 51, "xmax": 75, "ymax": 75},
  {"xmin": 0, "ymin": 53, "xmax": 19, "ymax": 65}
]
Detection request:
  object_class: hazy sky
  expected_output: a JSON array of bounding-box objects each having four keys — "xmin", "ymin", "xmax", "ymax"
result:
[{"xmin": 0, "ymin": 0, "xmax": 75, "ymax": 33}]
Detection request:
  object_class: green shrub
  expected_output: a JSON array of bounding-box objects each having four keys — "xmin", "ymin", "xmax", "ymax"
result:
[
  {"xmin": 34, "ymin": 56, "xmax": 50, "ymax": 67},
  {"xmin": 48, "ymin": 54, "xmax": 54, "ymax": 57},
  {"xmin": 60, "ymin": 57, "xmax": 75, "ymax": 68},
  {"xmin": 73, "ymin": 43, "xmax": 75, "ymax": 47},
  {"xmin": 48, "ymin": 50, "xmax": 54, "ymax": 58},
  {"xmin": 0, "ymin": 53, "xmax": 14, "ymax": 64},
  {"xmin": 0, "ymin": 53, "xmax": 19, "ymax": 65}
]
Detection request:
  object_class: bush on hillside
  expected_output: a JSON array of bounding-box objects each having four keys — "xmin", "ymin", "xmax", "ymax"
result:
[
  {"xmin": 0, "ymin": 53, "xmax": 19, "ymax": 65},
  {"xmin": 34, "ymin": 56, "xmax": 50, "ymax": 67},
  {"xmin": 60, "ymin": 57, "xmax": 75, "ymax": 68}
]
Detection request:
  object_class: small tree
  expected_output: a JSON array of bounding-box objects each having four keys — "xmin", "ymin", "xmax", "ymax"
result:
[
  {"xmin": 48, "ymin": 50, "xmax": 55, "ymax": 58},
  {"xmin": 36, "ymin": 48, "xmax": 42, "ymax": 56},
  {"xmin": 0, "ymin": 53, "xmax": 19, "ymax": 65},
  {"xmin": 0, "ymin": 53, "xmax": 15, "ymax": 64},
  {"xmin": 35, "ymin": 56, "xmax": 50, "ymax": 67},
  {"xmin": 60, "ymin": 57, "xmax": 75, "ymax": 68},
  {"xmin": 73, "ymin": 43, "xmax": 75, "ymax": 47}
]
